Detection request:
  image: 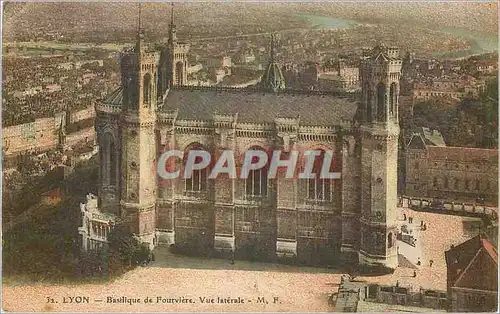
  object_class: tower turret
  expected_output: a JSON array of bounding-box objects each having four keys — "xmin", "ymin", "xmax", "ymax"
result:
[
  {"xmin": 358, "ymin": 44, "xmax": 402, "ymax": 272},
  {"xmin": 119, "ymin": 15, "xmax": 160, "ymax": 247},
  {"xmin": 158, "ymin": 2, "xmax": 189, "ymax": 94},
  {"xmin": 360, "ymin": 44, "xmax": 401, "ymax": 126}
]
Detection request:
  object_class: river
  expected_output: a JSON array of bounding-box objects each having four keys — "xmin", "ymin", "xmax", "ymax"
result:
[{"xmin": 297, "ymin": 13, "xmax": 498, "ymax": 58}]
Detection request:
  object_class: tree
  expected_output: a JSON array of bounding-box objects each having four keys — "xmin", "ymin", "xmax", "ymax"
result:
[
  {"xmin": 106, "ymin": 223, "xmax": 153, "ymax": 276},
  {"xmin": 408, "ymin": 75, "xmax": 498, "ymax": 149},
  {"xmin": 107, "ymin": 224, "xmax": 139, "ymax": 268}
]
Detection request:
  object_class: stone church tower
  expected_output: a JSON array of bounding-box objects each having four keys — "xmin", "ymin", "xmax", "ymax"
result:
[
  {"xmin": 358, "ymin": 44, "xmax": 402, "ymax": 270},
  {"xmin": 158, "ymin": 3, "xmax": 189, "ymax": 94},
  {"xmin": 119, "ymin": 27, "xmax": 159, "ymax": 245}
]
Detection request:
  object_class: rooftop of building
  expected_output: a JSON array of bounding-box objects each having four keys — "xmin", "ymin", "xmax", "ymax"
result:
[
  {"xmin": 407, "ymin": 132, "xmax": 498, "ymax": 162},
  {"xmin": 416, "ymin": 127, "xmax": 447, "ymax": 147},
  {"xmin": 161, "ymin": 86, "xmax": 358, "ymax": 126},
  {"xmin": 445, "ymin": 234, "xmax": 498, "ymax": 290},
  {"xmin": 101, "ymin": 84, "xmax": 358, "ymax": 127},
  {"xmin": 427, "ymin": 145, "xmax": 499, "ymax": 163}
]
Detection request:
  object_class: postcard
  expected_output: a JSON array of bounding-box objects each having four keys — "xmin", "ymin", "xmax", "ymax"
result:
[{"xmin": 2, "ymin": 1, "xmax": 498, "ymax": 312}]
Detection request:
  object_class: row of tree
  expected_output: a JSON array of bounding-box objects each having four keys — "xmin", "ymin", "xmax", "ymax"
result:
[
  {"xmin": 409, "ymin": 76, "xmax": 498, "ymax": 149},
  {"xmin": 3, "ymin": 154, "xmax": 154, "ymax": 282}
]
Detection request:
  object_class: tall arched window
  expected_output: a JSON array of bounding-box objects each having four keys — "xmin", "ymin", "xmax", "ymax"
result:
[
  {"xmin": 101, "ymin": 133, "xmax": 117, "ymax": 186},
  {"xmin": 143, "ymin": 73, "xmax": 151, "ymax": 105},
  {"xmin": 366, "ymin": 83, "xmax": 372, "ymax": 122},
  {"xmin": 110, "ymin": 142, "xmax": 116, "ymax": 185},
  {"xmin": 377, "ymin": 82, "xmax": 386, "ymax": 121},
  {"xmin": 307, "ymin": 150, "xmax": 331, "ymax": 201},
  {"xmin": 184, "ymin": 144, "xmax": 208, "ymax": 192},
  {"xmin": 388, "ymin": 233, "xmax": 393, "ymax": 248},
  {"xmin": 245, "ymin": 147, "xmax": 268, "ymax": 197},
  {"xmin": 390, "ymin": 82, "xmax": 397, "ymax": 116},
  {"xmin": 175, "ymin": 62, "xmax": 184, "ymax": 86}
]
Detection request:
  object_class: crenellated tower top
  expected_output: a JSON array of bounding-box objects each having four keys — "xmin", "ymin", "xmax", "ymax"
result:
[{"xmin": 360, "ymin": 44, "xmax": 402, "ymax": 128}]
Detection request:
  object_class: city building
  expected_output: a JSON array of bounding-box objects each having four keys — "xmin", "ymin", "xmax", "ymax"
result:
[
  {"xmin": 445, "ymin": 234, "xmax": 498, "ymax": 312},
  {"xmin": 321, "ymin": 58, "xmax": 361, "ymax": 93},
  {"xmin": 85, "ymin": 6, "xmax": 404, "ymax": 271},
  {"xmin": 204, "ymin": 54, "xmax": 232, "ymax": 69},
  {"xmin": 236, "ymin": 49, "xmax": 256, "ymax": 64},
  {"xmin": 405, "ymin": 133, "xmax": 498, "ymax": 204},
  {"xmin": 2, "ymin": 105, "xmax": 96, "ymax": 157},
  {"xmin": 412, "ymin": 76, "xmax": 486, "ymax": 101}
]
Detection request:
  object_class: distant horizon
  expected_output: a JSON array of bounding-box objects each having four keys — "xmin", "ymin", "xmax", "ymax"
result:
[{"xmin": 3, "ymin": 2, "xmax": 498, "ymax": 41}]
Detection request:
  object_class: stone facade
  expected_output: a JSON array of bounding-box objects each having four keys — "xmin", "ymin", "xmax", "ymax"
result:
[
  {"xmin": 92, "ymin": 17, "xmax": 403, "ymax": 270},
  {"xmin": 405, "ymin": 133, "xmax": 498, "ymax": 205},
  {"xmin": 3, "ymin": 105, "xmax": 96, "ymax": 156}
]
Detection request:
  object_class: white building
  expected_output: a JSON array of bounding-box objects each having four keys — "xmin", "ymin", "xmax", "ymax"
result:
[{"xmin": 78, "ymin": 194, "xmax": 117, "ymax": 251}]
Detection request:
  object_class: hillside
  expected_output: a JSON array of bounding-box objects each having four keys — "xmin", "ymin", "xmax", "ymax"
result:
[{"xmin": 3, "ymin": 2, "xmax": 498, "ymax": 43}]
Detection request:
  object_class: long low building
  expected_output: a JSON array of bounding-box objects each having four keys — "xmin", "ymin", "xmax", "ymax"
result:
[
  {"xmin": 3, "ymin": 105, "xmax": 96, "ymax": 156},
  {"xmin": 405, "ymin": 133, "xmax": 498, "ymax": 205}
]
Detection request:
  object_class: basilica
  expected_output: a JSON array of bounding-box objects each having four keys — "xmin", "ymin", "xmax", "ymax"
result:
[{"xmin": 84, "ymin": 11, "xmax": 403, "ymax": 271}]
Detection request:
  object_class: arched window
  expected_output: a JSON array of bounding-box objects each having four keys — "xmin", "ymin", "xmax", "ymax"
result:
[
  {"xmin": 307, "ymin": 150, "xmax": 331, "ymax": 201},
  {"xmin": 143, "ymin": 73, "xmax": 151, "ymax": 105},
  {"xmin": 157, "ymin": 69, "xmax": 163, "ymax": 94},
  {"xmin": 184, "ymin": 144, "xmax": 208, "ymax": 192},
  {"xmin": 475, "ymin": 179, "xmax": 480, "ymax": 190},
  {"xmin": 454, "ymin": 178, "xmax": 459, "ymax": 190},
  {"xmin": 390, "ymin": 82, "xmax": 397, "ymax": 115},
  {"xmin": 245, "ymin": 147, "xmax": 268, "ymax": 197},
  {"xmin": 388, "ymin": 233, "xmax": 393, "ymax": 248},
  {"xmin": 101, "ymin": 133, "xmax": 117, "ymax": 186},
  {"xmin": 110, "ymin": 142, "xmax": 116, "ymax": 185},
  {"xmin": 175, "ymin": 62, "xmax": 184, "ymax": 86},
  {"xmin": 433, "ymin": 177, "xmax": 438, "ymax": 188},
  {"xmin": 444, "ymin": 177, "xmax": 449, "ymax": 189},
  {"xmin": 366, "ymin": 83, "xmax": 372, "ymax": 122},
  {"xmin": 377, "ymin": 82, "xmax": 386, "ymax": 121}
]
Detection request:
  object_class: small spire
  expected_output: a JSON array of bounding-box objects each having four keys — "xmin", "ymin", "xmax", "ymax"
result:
[
  {"xmin": 135, "ymin": 2, "xmax": 144, "ymax": 53},
  {"xmin": 170, "ymin": 2, "xmax": 174, "ymax": 29},
  {"xmin": 168, "ymin": 2, "xmax": 177, "ymax": 44},
  {"xmin": 261, "ymin": 33, "xmax": 286, "ymax": 92},
  {"xmin": 270, "ymin": 34, "xmax": 275, "ymax": 62},
  {"xmin": 138, "ymin": 2, "xmax": 142, "ymax": 32}
]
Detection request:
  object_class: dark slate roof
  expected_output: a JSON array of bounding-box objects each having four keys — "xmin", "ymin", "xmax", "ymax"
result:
[
  {"xmin": 162, "ymin": 87, "xmax": 358, "ymax": 126},
  {"xmin": 103, "ymin": 87, "xmax": 123, "ymax": 106},
  {"xmin": 261, "ymin": 61, "xmax": 286, "ymax": 92}
]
